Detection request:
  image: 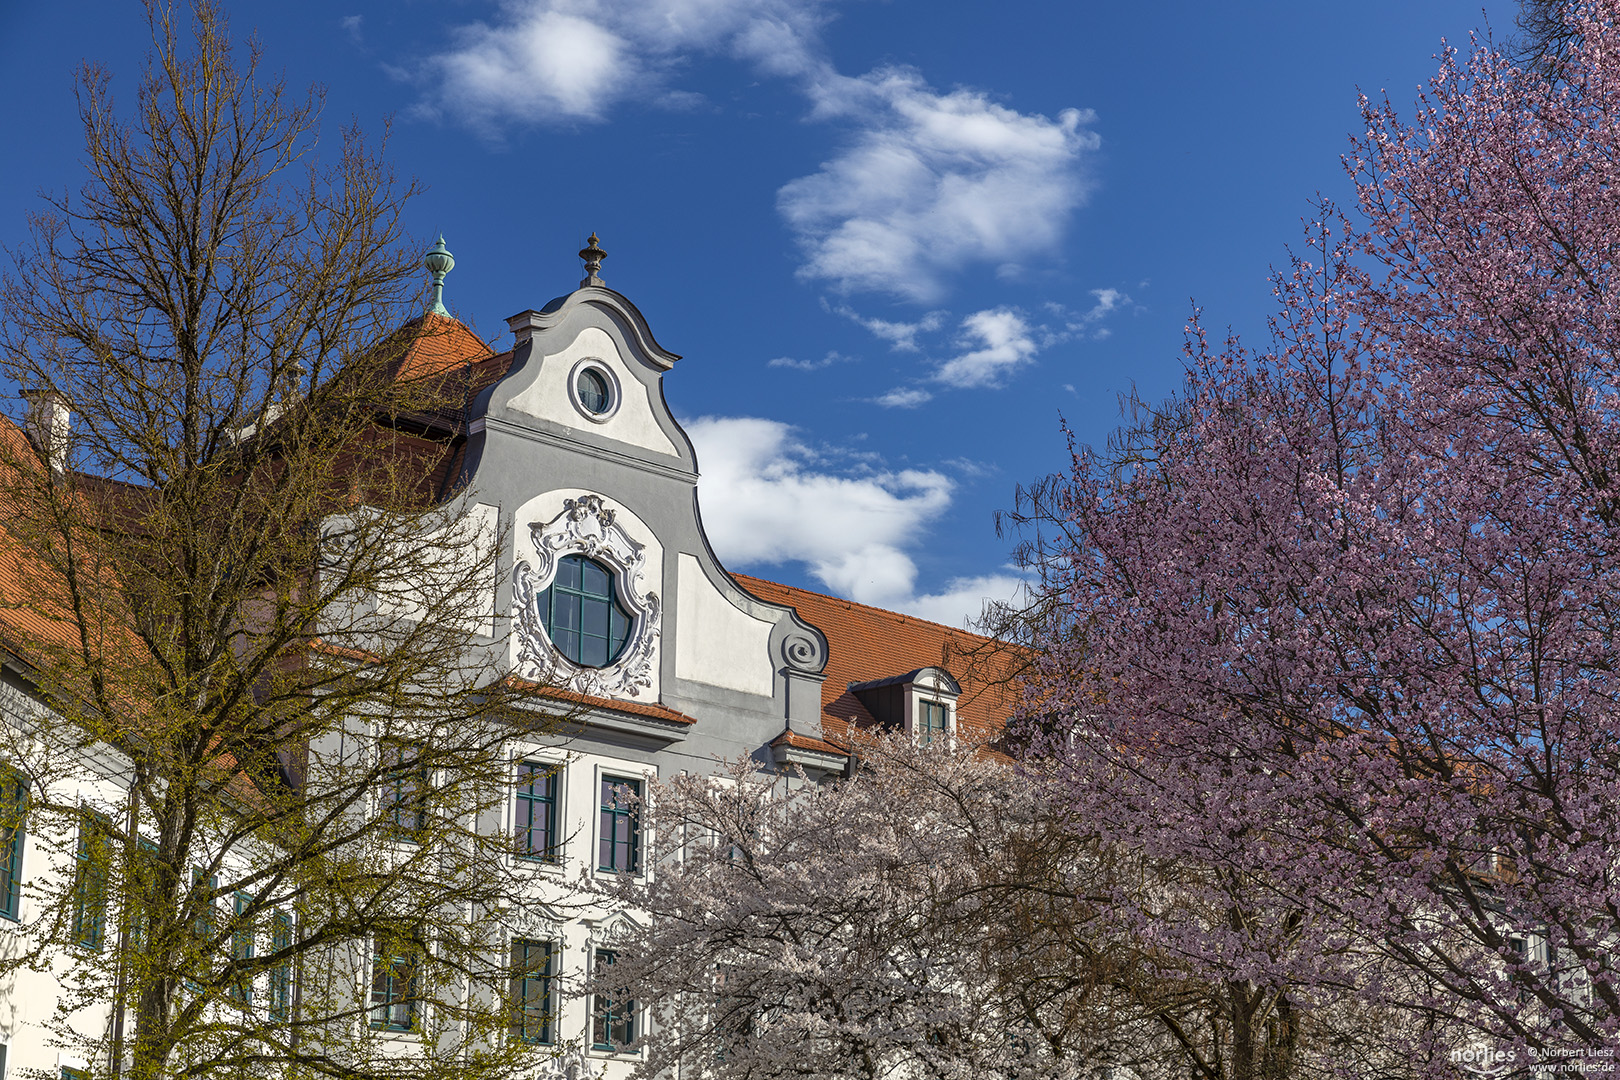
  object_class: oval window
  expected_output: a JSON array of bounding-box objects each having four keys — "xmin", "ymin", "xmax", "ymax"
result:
[
  {"xmin": 576, "ymin": 368, "xmax": 611, "ymax": 415},
  {"xmin": 538, "ymin": 554, "xmax": 632, "ymax": 667}
]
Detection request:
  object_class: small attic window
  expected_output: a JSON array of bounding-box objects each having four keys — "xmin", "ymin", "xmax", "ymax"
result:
[
  {"xmin": 577, "ymin": 369, "xmax": 610, "ymax": 413},
  {"xmin": 919, "ymin": 700, "xmax": 948, "ymax": 744},
  {"xmin": 848, "ymin": 666, "xmax": 961, "ymax": 741},
  {"xmin": 570, "ymin": 359, "xmax": 621, "ymax": 422}
]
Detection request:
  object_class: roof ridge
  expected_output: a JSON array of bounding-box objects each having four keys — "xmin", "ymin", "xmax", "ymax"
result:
[{"xmin": 731, "ymin": 571, "xmax": 997, "ymax": 643}]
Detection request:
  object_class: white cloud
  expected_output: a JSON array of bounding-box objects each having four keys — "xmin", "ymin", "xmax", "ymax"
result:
[
  {"xmin": 1083, "ymin": 287, "xmax": 1123, "ymax": 321},
  {"xmin": 417, "ymin": 0, "xmax": 830, "ymax": 129},
  {"xmin": 426, "ymin": 10, "xmax": 637, "ymax": 127},
  {"xmin": 415, "ymin": 2, "xmax": 1095, "ymax": 299},
  {"xmin": 781, "ymin": 70, "xmax": 1096, "ymax": 302},
  {"xmin": 1046, "ymin": 287, "xmax": 1136, "ymax": 339},
  {"xmin": 768, "ymin": 350, "xmax": 853, "ymax": 371},
  {"xmin": 934, "ymin": 307, "xmax": 1040, "ymax": 388},
  {"xmin": 904, "ymin": 572, "xmax": 1029, "ymax": 630},
  {"xmin": 871, "ymin": 387, "xmax": 932, "ymax": 408},
  {"xmin": 686, "ymin": 415, "xmax": 955, "ymax": 608},
  {"xmin": 832, "ymin": 303, "xmax": 945, "ymax": 352},
  {"xmin": 685, "ymin": 416, "xmax": 1026, "ymax": 625}
]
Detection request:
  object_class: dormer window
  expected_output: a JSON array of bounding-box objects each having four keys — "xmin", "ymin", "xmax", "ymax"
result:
[
  {"xmin": 848, "ymin": 666, "xmax": 961, "ymax": 742},
  {"xmin": 539, "ymin": 555, "xmax": 632, "ymax": 667}
]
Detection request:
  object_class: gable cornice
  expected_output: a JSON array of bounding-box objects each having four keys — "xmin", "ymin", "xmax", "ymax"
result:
[{"xmin": 505, "ymin": 286, "xmax": 682, "ymax": 370}]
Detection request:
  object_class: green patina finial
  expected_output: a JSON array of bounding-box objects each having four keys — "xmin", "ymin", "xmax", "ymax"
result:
[{"xmin": 425, "ymin": 233, "xmax": 455, "ymax": 316}]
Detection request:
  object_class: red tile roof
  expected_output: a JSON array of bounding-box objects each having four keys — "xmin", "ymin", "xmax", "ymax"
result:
[
  {"xmin": 767, "ymin": 727, "xmax": 849, "ymax": 756},
  {"xmin": 392, "ymin": 313, "xmax": 496, "ymax": 381},
  {"xmin": 0, "ymin": 421, "xmax": 143, "ymax": 677},
  {"xmin": 501, "ymin": 676, "xmax": 700, "ymax": 726},
  {"xmin": 731, "ymin": 574, "xmax": 1024, "ymax": 746}
]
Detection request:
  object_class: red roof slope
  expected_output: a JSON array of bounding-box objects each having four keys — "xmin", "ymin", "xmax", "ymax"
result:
[
  {"xmin": 731, "ymin": 574, "xmax": 1022, "ymax": 745},
  {"xmin": 393, "ymin": 313, "xmax": 496, "ymax": 381}
]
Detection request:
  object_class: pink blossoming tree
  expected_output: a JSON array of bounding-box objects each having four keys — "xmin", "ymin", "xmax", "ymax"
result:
[
  {"xmin": 1012, "ymin": 2, "xmax": 1620, "ymax": 1072},
  {"xmin": 593, "ymin": 737, "xmax": 1176, "ymax": 1080}
]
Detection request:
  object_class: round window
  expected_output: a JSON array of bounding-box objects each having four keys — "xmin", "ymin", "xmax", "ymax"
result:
[
  {"xmin": 576, "ymin": 368, "xmax": 611, "ymax": 415},
  {"xmin": 537, "ymin": 554, "xmax": 632, "ymax": 668}
]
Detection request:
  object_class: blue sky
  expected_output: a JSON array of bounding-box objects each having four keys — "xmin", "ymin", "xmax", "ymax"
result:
[{"xmin": 1, "ymin": 0, "xmax": 1486, "ymax": 625}]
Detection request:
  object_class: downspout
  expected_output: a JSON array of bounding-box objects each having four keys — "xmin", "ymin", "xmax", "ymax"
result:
[{"xmin": 108, "ymin": 774, "xmax": 140, "ymax": 1078}]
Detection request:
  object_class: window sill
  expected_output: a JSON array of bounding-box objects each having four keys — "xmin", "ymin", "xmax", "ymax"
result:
[{"xmin": 589, "ymin": 1045, "xmax": 640, "ymax": 1058}]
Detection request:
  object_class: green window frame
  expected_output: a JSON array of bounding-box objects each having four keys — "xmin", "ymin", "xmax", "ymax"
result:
[
  {"xmin": 598, "ymin": 776, "xmax": 641, "ymax": 873},
  {"xmin": 72, "ymin": 812, "xmax": 112, "ymax": 951},
  {"xmin": 379, "ymin": 741, "xmax": 428, "ymax": 841},
  {"xmin": 511, "ymin": 938, "xmax": 555, "ymax": 1045},
  {"xmin": 0, "ymin": 770, "xmax": 26, "ymax": 920},
  {"xmin": 919, "ymin": 700, "xmax": 948, "ymax": 745},
  {"xmin": 185, "ymin": 868, "xmax": 217, "ymax": 991},
  {"xmin": 228, "ymin": 892, "xmax": 254, "ymax": 1005},
  {"xmin": 61, "ymin": 1069, "xmax": 88, "ymax": 1080},
  {"xmin": 539, "ymin": 555, "xmax": 632, "ymax": 668},
  {"xmin": 590, "ymin": 948, "xmax": 635, "ymax": 1051},
  {"xmin": 126, "ymin": 836, "xmax": 159, "ymax": 947},
  {"xmin": 515, "ymin": 761, "xmax": 559, "ymax": 863},
  {"xmin": 370, "ymin": 935, "xmax": 420, "ymax": 1031},
  {"xmin": 269, "ymin": 910, "xmax": 293, "ymax": 1023}
]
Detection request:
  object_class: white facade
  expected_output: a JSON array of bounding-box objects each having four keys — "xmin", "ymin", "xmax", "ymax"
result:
[{"xmin": 0, "ymin": 265, "xmax": 1008, "ymax": 1080}]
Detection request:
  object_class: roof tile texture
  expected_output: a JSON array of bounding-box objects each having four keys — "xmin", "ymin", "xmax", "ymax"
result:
[{"xmin": 732, "ymin": 574, "xmax": 1020, "ymax": 745}]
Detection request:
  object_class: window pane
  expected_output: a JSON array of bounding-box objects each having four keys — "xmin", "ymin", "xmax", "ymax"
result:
[
  {"xmin": 581, "ymin": 558, "xmax": 610, "ymax": 597},
  {"xmin": 0, "ymin": 772, "xmax": 25, "ymax": 920},
  {"xmin": 371, "ymin": 942, "xmax": 418, "ymax": 1031},
  {"xmin": 553, "ymin": 628, "xmax": 581, "ymax": 661},
  {"xmin": 557, "ymin": 555, "xmax": 582, "ymax": 591},
  {"xmin": 540, "ymin": 556, "xmax": 633, "ymax": 669},
  {"xmin": 270, "ymin": 911, "xmax": 293, "ymax": 1023},
  {"xmin": 578, "ymin": 370, "xmax": 609, "ymax": 413},
  {"xmin": 592, "ymin": 949, "xmax": 635, "ymax": 1050},
  {"xmin": 582, "ymin": 596, "xmax": 609, "ymax": 638},
  {"xmin": 598, "ymin": 778, "xmax": 641, "ymax": 873},
  {"xmin": 516, "ymin": 763, "xmax": 557, "ymax": 861},
  {"xmin": 512, "ymin": 939, "xmax": 554, "ymax": 1044},
  {"xmin": 554, "ymin": 594, "xmax": 581, "ymax": 632},
  {"xmin": 73, "ymin": 815, "xmax": 110, "ymax": 951},
  {"xmin": 229, "ymin": 893, "xmax": 254, "ymax": 1005},
  {"xmin": 608, "ymin": 606, "xmax": 629, "ymax": 659}
]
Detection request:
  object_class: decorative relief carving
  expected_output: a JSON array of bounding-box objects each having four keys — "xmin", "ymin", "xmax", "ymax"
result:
[
  {"xmin": 781, "ymin": 630, "xmax": 826, "ymax": 673},
  {"xmin": 513, "ymin": 495, "xmax": 661, "ymax": 698},
  {"xmin": 539, "ymin": 1049, "xmax": 598, "ymax": 1080}
]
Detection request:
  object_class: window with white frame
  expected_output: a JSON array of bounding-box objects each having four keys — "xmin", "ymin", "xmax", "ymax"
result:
[
  {"xmin": 370, "ymin": 931, "xmax": 422, "ymax": 1032},
  {"xmin": 378, "ymin": 741, "xmax": 429, "ymax": 841},
  {"xmin": 515, "ymin": 761, "xmax": 560, "ymax": 862},
  {"xmin": 228, "ymin": 891, "xmax": 254, "ymax": 1005},
  {"xmin": 269, "ymin": 910, "xmax": 293, "ymax": 1023},
  {"xmin": 598, "ymin": 775, "xmax": 642, "ymax": 873},
  {"xmin": 511, "ymin": 938, "xmax": 556, "ymax": 1044},
  {"xmin": 918, "ymin": 700, "xmax": 949, "ymax": 744},
  {"xmin": 72, "ymin": 811, "xmax": 112, "ymax": 951},
  {"xmin": 0, "ymin": 770, "xmax": 24, "ymax": 921},
  {"xmin": 591, "ymin": 948, "xmax": 635, "ymax": 1051}
]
